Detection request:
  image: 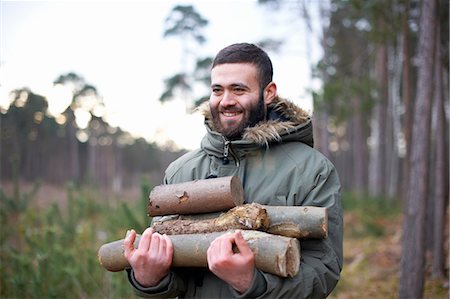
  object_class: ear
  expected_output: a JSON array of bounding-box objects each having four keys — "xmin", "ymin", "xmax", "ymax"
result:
[{"xmin": 263, "ymin": 82, "xmax": 277, "ymax": 105}]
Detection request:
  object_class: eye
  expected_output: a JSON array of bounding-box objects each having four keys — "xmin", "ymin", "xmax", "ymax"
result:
[
  {"xmin": 212, "ymin": 88, "xmax": 222, "ymax": 95},
  {"xmin": 233, "ymin": 87, "xmax": 245, "ymax": 94}
]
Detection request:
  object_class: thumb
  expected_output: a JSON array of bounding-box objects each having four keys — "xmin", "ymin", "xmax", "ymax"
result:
[{"xmin": 123, "ymin": 229, "xmax": 136, "ymax": 259}]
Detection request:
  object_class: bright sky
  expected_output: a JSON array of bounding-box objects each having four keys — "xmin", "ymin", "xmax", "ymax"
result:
[{"xmin": 1, "ymin": 0, "xmax": 323, "ymax": 150}]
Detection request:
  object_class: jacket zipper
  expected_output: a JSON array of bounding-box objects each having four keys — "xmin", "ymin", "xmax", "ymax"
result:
[{"xmin": 223, "ymin": 139, "xmax": 240, "ymax": 167}]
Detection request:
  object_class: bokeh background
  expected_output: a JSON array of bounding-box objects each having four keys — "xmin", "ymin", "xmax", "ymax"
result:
[{"xmin": 1, "ymin": 1, "xmax": 448, "ymax": 298}]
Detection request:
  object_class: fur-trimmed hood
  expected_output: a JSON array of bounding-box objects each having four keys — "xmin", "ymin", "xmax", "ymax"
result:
[{"xmin": 198, "ymin": 96, "xmax": 313, "ymax": 148}]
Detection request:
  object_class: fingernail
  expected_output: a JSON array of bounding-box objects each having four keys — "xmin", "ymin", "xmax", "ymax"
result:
[{"xmin": 125, "ymin": 230, "xmax": 131, "ymax": 238}]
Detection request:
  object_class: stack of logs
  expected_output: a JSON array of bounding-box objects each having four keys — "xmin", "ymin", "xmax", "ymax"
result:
[{"xmin": 98, "ymin": 176, "xmax": 327, "ymax": 278}]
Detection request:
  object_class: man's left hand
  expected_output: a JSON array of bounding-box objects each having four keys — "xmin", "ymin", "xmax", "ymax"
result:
[{"xmin": 207, "ymin": 231, "xmax": 255, "ymax": 294}]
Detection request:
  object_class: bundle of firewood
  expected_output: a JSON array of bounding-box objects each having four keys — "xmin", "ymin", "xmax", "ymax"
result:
[{"xmin": 98, "ymin": 176, "xmax": 327, "ymax": 278}]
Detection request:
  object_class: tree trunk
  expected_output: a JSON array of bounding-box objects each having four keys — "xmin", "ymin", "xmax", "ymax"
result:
[
  {"xmin": 369, "ymin": 38, "xmax": 388, "ymax": 197},
  {"xmin": 387, "ymin": 42, "xmax": 403, "ymax": 198},
  {"xmin": 148, "ymin": 176, "xmax": 244, "ymax": 216},
  {"xmin": 431, "ymin": 23, "xmax": 446, "ymax": 279},
  {"xmin": 349, "ymin": 49, "xmax": 366, "ymax": 196},
  {"xmin": 398, "ymin": 0, "xmax": 436, "ymax": 297},
  {"xmin": 98, "ymin": 230, "xmax": 300, "ymax": 278},
  {"xmin": 401, "ymin": 0, "xmax": 412, "ymax": 203}
]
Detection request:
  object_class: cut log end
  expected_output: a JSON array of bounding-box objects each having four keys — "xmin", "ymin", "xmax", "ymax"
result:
[{"xmin": 286, "ymin": 237, "xmax": 301, "ymax": 277}]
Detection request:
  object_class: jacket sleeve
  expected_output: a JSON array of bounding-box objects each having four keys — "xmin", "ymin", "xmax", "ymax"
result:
[
  {"xmin": 252, "ymin": 159, "xmax": 343, "ymax": 299},
  {"xmin": 126, "ymin": 268, "xmax": 187, "ymax": 298}
]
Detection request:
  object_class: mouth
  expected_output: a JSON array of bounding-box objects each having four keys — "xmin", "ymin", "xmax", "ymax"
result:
[
  {"xmin": 222, "ymin": 111, "xmax": 241, "ymax": 117},
  {"xmin": 220, "ymin": 109, "xmax": 243, "ymax": 122}
]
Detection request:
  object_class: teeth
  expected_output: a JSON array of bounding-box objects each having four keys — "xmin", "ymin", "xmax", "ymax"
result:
[{"xmin": 223, "ymin": 112, "xmax": 239, "ymax": 116}]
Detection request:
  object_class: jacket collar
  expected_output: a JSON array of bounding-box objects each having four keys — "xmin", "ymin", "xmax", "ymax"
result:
[{"xmin": 198, "ymin": 96, "xmax": 313, "ymax": 148}]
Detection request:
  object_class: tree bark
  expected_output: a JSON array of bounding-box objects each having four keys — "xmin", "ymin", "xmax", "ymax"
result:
[
  {"xmin": 98, "ymin": 230, "xmax": 300, "ymax": 278},
  {"xmin": 264, "ymin": 205, "xmax": 327, "ymax": 239},
  {"xmin": 350, "ymin": 52, "xmax": 366, "ymax": 196},
  {"xmin": 431, "ymin": 23, "xmax": 446, "ymax": 279},
  {"xmin": 399, "ymin": 0, "xmax": 437, "ymax": 297},
  {"xmin": 369, "ymin": 37, "xmax": 388, "ymax": 197},
  {"xmin": 148, "ymin": 176, "xmax": 244, "ymax": 216},
  {"xmin": 401, "ymin": 0, "xmax": 412, "ymax": 203}
]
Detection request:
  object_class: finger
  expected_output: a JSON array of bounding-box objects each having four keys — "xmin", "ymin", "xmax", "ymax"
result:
[
  {"xmin": 123, "ymin": 229, "xmax": 136, "ymax": 258},
  {"xmin": 234, "ymin": 231, "xmax": 253, "ymax": 255},
  {"xmin": 157, "ymin": 233, "xmax": 167, "ymax": 256},
  {"xmin": 163, "ymin": 234, "xmax": 173, "ymax": 261},
  {"xmin": 138, "ymin": 227, "xmax": 154, "ymax": 252},
  {"xmin": 216, "ymin": 233, "xmax": 234, "ymax": 256},
  {"xmin": 207, "ymin": 237, "xmax": 222, "ymax": 261},
  {"xmin": 148, "ymin": 232, "xmax": 161, "ymax": 254}
]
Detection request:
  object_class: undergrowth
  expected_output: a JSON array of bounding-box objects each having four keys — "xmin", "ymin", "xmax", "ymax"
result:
[{"xmin": 0, "ymin": 179, "xmax": 152, "ymax": 298}]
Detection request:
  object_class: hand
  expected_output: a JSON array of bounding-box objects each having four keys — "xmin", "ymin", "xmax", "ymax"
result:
[
  {"xmin": 123, "ymin": 227, "xmax": 173, "ymax": 287},
  {"xmin": 207, "ymin": 231, "xmax": 255, "ymax": 294}
]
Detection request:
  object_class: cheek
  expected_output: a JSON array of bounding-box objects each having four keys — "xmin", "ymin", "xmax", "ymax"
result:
[{"xmin": 209, "ymin": 96, "xmax": 220, "ymax": 107}]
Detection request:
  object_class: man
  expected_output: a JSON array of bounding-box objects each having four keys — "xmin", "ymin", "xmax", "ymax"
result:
[{"xmin": 124, "ymin": 43, "xmax": 343, "ymax": 298}]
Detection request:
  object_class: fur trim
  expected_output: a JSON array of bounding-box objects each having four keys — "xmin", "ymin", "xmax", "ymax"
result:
[{"xmin": 197, "ymin": 96, "xmax": 311, "ymax": 146}]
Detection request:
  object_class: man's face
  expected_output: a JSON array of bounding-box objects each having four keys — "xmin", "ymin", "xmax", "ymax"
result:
[{"xmin": 209, "ymin": 63, "xmax": 266, "ymax": 140}]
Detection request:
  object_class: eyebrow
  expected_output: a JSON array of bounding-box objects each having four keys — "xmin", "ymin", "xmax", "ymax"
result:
[{"xmin": 210, "ymin": 83, "xmax": 249, "ymax": 89}]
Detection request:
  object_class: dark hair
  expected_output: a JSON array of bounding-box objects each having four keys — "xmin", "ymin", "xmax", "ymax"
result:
[{"xmin": 212, "ymin": 43, "xmax": 273, "ymax": 89}]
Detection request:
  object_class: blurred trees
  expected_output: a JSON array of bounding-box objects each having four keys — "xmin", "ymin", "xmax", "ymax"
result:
[
  {"xmin": 399, "ymin": 0, "xmax": 440, "ymax": 297},
  {"xmin": 0, "ymin": 73, "xmax": 185, "ymax": 191},
  {"xmin": 259, "ymin": 0, "xmax": 448, "ymax": 297},
  {"xmin": 160, "ymin": 5, "xmax": 212, "ymax": 108},
  {"xmin": 1, "ymin": 1, "xmax": 448, "ymax": 296}
]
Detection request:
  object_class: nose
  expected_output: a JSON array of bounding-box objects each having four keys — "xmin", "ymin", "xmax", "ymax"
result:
[{"xmin": 220, "ymin": 90, "xmax": 237, "ymax": 107}]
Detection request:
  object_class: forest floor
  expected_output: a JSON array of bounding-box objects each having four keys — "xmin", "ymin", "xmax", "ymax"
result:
[{"xmin": 329, "ymin": 197, "xmax": 449, "ymax": 299}]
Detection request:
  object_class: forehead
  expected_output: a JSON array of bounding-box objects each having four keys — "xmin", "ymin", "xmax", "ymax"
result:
[{"xmin": 211, "ymin": 63, "xmax": 259, "ymax": 86}]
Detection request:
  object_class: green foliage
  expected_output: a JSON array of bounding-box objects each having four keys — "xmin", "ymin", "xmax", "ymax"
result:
[
  {"xmin": 159, "ymin": 73, "xmax": 191, "ymax": 103},
  {"xmin": 342, "ymin": 192, "xmax": 402, "ymax": 237},
  {"xmin": 0, "ymin": 181, "xmax": 154, "ymax": 298},
  {"xmin": 163, "ymin": 5, "xmax": 208, "ymax": 44},
  {"xmin": 160, "ymin": 5, "xmax": 210, "ymax": 107}
]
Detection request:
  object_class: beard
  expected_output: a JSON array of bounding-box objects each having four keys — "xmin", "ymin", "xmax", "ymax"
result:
[{"xmin": 211, "ymin": 91, "xmax": 266, "ymax": 140}]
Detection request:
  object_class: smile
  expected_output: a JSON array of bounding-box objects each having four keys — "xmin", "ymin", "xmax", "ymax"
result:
[{"xmin": 222, "ymin": 111, "xmax": 241, "ymax": 117}]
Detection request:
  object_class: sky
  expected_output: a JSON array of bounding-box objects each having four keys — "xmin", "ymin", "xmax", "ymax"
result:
[{"xmin": 1, "ymin": 0, "xmax": 323, "ymax": 150}]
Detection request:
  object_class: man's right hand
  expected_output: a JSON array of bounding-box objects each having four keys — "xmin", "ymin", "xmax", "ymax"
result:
[{"xmin": 124, "ymin": 227, "xmax": 173, "ymax": 287}]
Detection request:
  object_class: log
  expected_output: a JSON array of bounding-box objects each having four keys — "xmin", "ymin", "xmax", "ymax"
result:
[
  {"xmin": 171, "ymin": 205, "xmax": 328, "ymax": 239},
  {"xmin": 98, "ymin": 230, "xmax": 300, "ymax": 277},
  {"xmin": 264, "ymin": 205, "xmax": 327, "ymax": 239},
  {"xmin": 152, "ymin": 203, "xmax": 269, "ymax": 235},
  {"xmin": 148, "ymin": 176, "xmax": 244, "ymax": 216}
]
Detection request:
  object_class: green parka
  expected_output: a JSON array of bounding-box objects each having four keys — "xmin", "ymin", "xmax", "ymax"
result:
[{"xmin": 128, "ymin": 97, "xmax": 343, "ymax": 298}]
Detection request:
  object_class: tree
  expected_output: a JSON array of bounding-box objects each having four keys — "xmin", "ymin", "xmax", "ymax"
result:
[
  {"xmin": 398, "ymin": 0, "xmax": 437, "ymax": 297},
  {"xmin": 1, "ymin": 89, "xmax": 50, "ymax": 181},
  {"xmin": 160, "ymin": 5, "xmax": 211, "ymax": 109},
  {"xmin": 53, "ymin": 72, "xmax": 108, "ymax": 184},
  {"xmin": 430, "ymin": 1, "xmax": 448, "ymax": 279}
]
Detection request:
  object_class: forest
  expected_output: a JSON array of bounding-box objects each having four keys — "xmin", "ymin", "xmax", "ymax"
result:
[{"xmin": 1, "ymin": 0, "xmax": 448, "ymax": 298}]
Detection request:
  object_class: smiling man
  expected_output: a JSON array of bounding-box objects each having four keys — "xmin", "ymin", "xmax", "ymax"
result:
[
  {"xmin": 209, "ymin": 62, "xmax": 275, "ymax": 140},
  {"xmin": 124, "ymin": 43, "xmax": 343, "ymax": 298}
]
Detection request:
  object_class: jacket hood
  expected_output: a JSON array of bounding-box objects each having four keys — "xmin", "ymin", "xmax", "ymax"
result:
[{"xmin": 198, "ymin": 96, "xmax": 314, "ymax": 148}]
